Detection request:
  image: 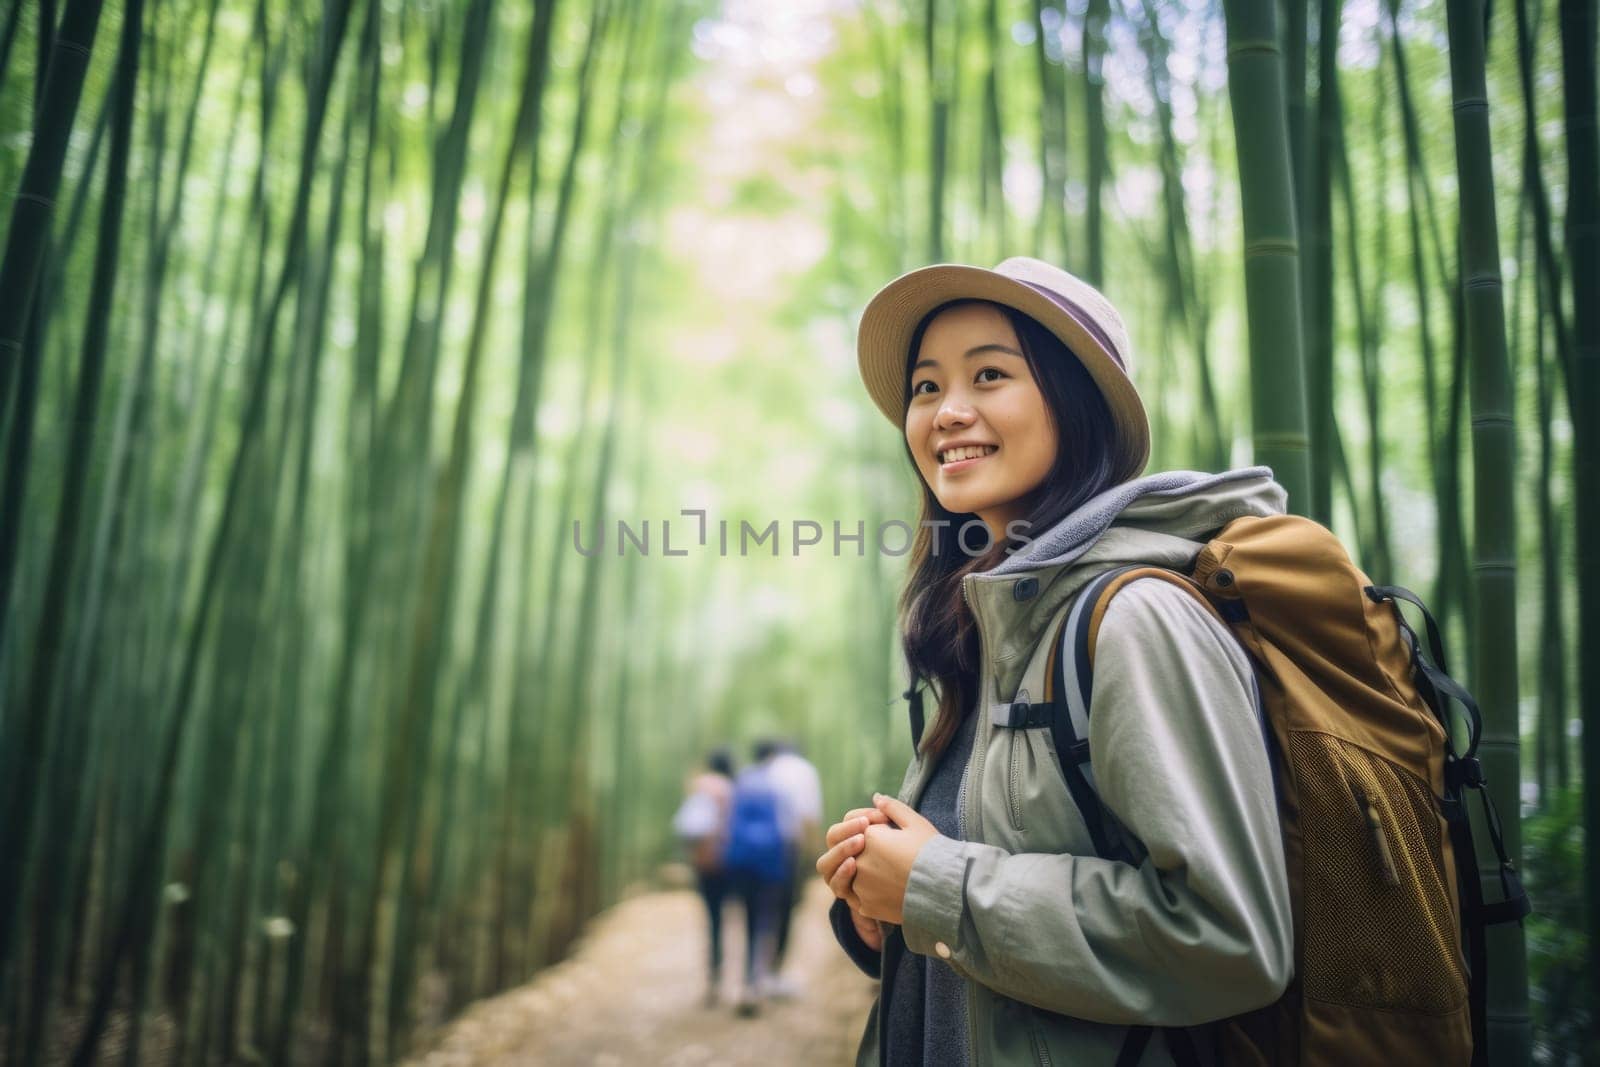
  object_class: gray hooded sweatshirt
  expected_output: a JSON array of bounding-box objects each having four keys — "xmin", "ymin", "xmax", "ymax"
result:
[{"xmin": 832, "ymin": 467, "xmax": 1296, "ymax": 1067}]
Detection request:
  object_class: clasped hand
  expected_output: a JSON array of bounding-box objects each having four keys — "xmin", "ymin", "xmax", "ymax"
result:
[{"xmin": 815, "ymin": 793, "xmax": 940, "ymax": 947}]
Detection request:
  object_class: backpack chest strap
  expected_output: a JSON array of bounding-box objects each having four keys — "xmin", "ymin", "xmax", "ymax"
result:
[{"xmin": 992, "ymin": 566, "xmax": 1220, "ymax": 858}]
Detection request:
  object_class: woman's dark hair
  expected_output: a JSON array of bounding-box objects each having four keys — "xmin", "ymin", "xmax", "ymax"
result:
[
  {"xmin": 706, "ymin": 748, "xmax": 735, "ymax": 778},
  {"xmin": 898, "ymin": 299, "xmax": 1124, "ymax": 761}
]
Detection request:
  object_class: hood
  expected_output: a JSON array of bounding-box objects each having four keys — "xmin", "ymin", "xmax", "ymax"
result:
[
  {"xmin": 988, "ymin": 465, "xmax": 1287, "ymax": 576},
  {"xmin": 956, "ymin": 467, "xmax": 1286, "ymax": 702}
]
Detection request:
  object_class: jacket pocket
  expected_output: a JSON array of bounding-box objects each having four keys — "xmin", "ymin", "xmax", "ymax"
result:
[
  {"xmin": 993, "ymin": 712, "xmax": 1104, "ymax": 857},
  {"xmin": 1006, "ymin": 727, "xmax": 1027, "ymax": 832}
]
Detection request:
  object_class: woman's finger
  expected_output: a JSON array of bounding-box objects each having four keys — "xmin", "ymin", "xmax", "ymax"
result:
[
  {"xmin": 851, "ymin": 909, "xmax": 883, "ymax": 951},
  {"xmin": 829, "ymin": 854, "xmax": 862, "ymax": 904},
  {"xmin": 826, "ymin": 808, "xmax": 888, "ymax": 847},
  {"xmin": 825, "ymin": 815, "xmax": 869, "ymax": 848},
  {"xmin": 823, "ymin": 818, "xmax": 860, "ymax": 849},
  {"xmin": 845, "ymin": 806, "xmax": 891, "ymax": 824},
  {"xmin": 874, "ymin": 793, "xmax": 934, "ymax": 831},
  {"xmin": 815, "ymin": 831, "xmax": 866, "ymax": 881},
  {"xmin": 825, "ymin": 811, "xmax": 887, "ymax": 847}
]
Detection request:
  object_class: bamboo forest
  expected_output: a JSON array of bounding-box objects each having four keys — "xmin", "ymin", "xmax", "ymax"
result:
[{"xmin": 0, "ymin": 0, "xmax": 1594, "ymax": 1061}]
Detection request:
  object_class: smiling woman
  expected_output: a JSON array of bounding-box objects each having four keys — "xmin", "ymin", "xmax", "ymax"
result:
[
  {"xmin": 816, "ymin": 256, "xmax": 1296, "ymax": 1067},
  {"xmin": 895, "ymin": 286, "xmax": 1129, "ymax": 761}
]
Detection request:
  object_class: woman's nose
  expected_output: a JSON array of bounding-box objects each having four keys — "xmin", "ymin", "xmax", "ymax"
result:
[{"xmin": 934, "ymin": 397, "xmax": 975, "ymax": 429}]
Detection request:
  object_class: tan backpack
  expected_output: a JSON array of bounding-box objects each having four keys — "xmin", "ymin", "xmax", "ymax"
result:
[{"xmin": 1036, "ymin": 513, "xmax": 1528, "ymax": 1066}]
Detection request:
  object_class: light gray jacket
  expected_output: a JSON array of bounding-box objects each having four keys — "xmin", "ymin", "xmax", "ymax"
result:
[{"xmin": 849, "ymin": 468, "xmax": 1296, "ymax": 1066}]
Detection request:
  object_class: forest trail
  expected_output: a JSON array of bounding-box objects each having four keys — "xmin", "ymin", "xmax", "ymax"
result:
[{"xmin": 402, "ymin": 882, "xmax": 877, "ymax": 1065}]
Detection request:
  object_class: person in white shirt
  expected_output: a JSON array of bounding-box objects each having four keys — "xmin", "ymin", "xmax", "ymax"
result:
[
  {"xmin": 763, "ymin": 740, "xmax": 822, "ymax": 989},
  {"xmin": 674, "ymin": 748, "xmax": 736, "ymax": 1005}
]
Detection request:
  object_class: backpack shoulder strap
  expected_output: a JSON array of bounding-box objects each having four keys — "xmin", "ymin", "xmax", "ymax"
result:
[
  {"xmin": 1037, "ymin": 564, "xmax": 1216, "ymax": 1067},
  {"xmin": 1046, "ymin": 566, "xmax": 1225, "ymax": 857}
]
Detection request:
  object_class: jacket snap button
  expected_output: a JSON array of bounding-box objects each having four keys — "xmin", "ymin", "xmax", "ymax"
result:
[
  {"xmin": 1013, "ymin": 577, "xmax": 1039, "ymax": 601},
  {"xmin": 1214, "ymin": 569, "xmax": 1235, "ymax": 589},
  {"xmin": 934, "ymin": 941, "xmax": 952, "ymax": 959}
]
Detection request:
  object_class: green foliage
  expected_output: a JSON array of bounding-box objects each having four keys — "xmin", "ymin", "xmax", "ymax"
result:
[{"xmin": 1524, "ymin": 786, "xmax": 1592, "ymax": 1063}]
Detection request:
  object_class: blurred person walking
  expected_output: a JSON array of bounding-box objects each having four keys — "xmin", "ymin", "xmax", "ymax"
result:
[
  {"xmin": 674, "ymin": 748, "xmax": 736, "ymax": 1006},
  {"xmin": 765, "ymin": 740, "xmax": 822, "ymax": 996},
  {"xmin": 720, "ymin": 742, "xmax": 793, "ymax": 1016}
]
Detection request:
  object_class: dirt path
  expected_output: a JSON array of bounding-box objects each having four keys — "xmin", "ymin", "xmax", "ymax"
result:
[{"xmin": 403, "ymin": 882, "xmax": 877, "ymax": 1065}]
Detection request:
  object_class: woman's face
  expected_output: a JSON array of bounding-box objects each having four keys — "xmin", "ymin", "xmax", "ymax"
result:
[{"xmin": 905, "ymin": 302, "xmax": 1058, "ymax": 542}]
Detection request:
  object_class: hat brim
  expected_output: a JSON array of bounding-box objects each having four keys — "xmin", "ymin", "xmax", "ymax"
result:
[{"xmin": 856, "ymin": 264, "xmax": 1150, "ymax": 483}]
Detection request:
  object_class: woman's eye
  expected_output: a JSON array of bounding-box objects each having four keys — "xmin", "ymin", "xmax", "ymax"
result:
[
  {"xmin": 977, "ymin": 367, "xmax": 1005, "ymax": 383},
  {"xmin": 912, "ymin": 380, "xmax": 937, "ymax": 396}
]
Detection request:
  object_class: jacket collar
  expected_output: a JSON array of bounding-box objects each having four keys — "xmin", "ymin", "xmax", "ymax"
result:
[{"xmin": 958, "ymin": 468, "xmax": 1287, "ymax": 700}]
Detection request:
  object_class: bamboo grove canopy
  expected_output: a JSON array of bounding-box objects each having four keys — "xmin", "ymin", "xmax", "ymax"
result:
[{"xmin": 0, "ymin": 0, "xmax": 1594, "ymax": 1062}]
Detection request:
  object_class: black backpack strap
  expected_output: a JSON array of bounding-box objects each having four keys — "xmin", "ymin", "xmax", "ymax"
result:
[
  {"xmin": 1367, "ymin": 583, "xmax": 1452, "ymax": 672},
  {"xmin": 1163, "ymin": 1028, "xmax": 1204, "ymax": 1066},
  {"xmin": 1442, "ymin": 790, "xmax": 1490, "ymax": 1067},
  {"xmin": 1114, "ymin": 1026, "xmax": 1153, "ymax": 1066},
  {"xmin": 1058, "ymin": 567, "xmax": 1226, "ymax": 1067},
  {"xmin": 986, "ymin": 565, "xmax": 1135, "ymax": 866},
  {"xmin": 1366, "ymin": 586, "xmax": 1531, "ymax": 1067},
  {"xmin": 1050, "ymin": 566, "xmax": 1140, "ymax": 864},
  {"xmin": 1445, "ymin": 771, "xmax": 1530, "ymax": 1067},
  {"xmin": 904, "ymin": 673, "xmax": 926, "ymax": 751},
  {"xmin": 1367, "ymin": 586, "xmax": 1529, "ymax": 919}
]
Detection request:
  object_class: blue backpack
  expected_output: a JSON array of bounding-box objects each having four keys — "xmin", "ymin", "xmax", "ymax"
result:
[{"xmin": 720, "ymin": 773, "xmax": 789, "ymax": 882}]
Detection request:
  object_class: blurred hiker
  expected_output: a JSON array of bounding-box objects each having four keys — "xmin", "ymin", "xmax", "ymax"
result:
[
  {"xmin": 720, "ymin": 742, "xmax": 791, "ymax": 1016},
  {"xmin": 819, "ymin": 257, "xmax": 1516, "ymax": 1064},
  {"xmin": 763, "ymin": 739, "xmax": 821, "ymax": 996},
  {"xmin": 674, "ymin": 748, "xmax": 735, "ymax": 1006}
]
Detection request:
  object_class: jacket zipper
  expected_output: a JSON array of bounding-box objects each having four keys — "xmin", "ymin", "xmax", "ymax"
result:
[
  {"xmin": 1028, "ymin": 1015, "xmax": 1054, "ymax": 1067},
  {"xmin": 959, "ymin": 571, "xmax": 986, "ymax": 1067}
]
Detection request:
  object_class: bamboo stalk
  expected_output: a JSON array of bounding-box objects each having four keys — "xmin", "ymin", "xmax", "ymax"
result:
[
  {"xmin": 7, "ymin": 0, "xmax": 143, "ymax": 1056},
  {"xmin": 1510, "ymin": 0, "xmax": 1571, "ymax": 801},
  {"xmin": 0, "ymin": 0, "xmax": 22, "ymax": 91},
  {"xmin": 1442, "ymin": 1, "xmax": 1530, "ymax": 1061},
  {"xmin": 1220, "ymin": 0, "xmax": 1311, "ymax": 511},
  {"xmin": 1332, "ymin": 62, "xmax": 1393, "ymax": 579},
  {"xmin": 1082, "ymin": 0, "xmax": 1108, "ymax": 284},
  {"xmin": 0, "ymin": 0, "xmax": 102, "ymax": 415},
  {"xmin": 0, "ymin": 0, "xmax": 108, "ymax": 983},
  {"xmin": 926, "ymin": 0, "xmax": 949, "ymax": 261},
  {"xmin": 980, "ymin": 0, "xmax": 1006, "ymax": 258},
  {"xmin": 1304, "ymin": 0, "xmax": 1339, "ymax": 525}
]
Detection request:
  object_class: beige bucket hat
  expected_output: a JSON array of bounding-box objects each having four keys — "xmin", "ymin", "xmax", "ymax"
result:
[{"xmin": 856, "ymin": 256, "xmax": 1150, "ymax": 484}]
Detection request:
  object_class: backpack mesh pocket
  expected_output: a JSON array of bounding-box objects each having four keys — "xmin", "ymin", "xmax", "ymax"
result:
[{"xmin": 1290, "ymin": 731, "xmax": 1467, "ymax": 1014}]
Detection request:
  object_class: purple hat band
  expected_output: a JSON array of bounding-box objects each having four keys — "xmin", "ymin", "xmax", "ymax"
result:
[{"xmin": 1013, "ymin": 278, "xmax": 1126, "ymax": 372}]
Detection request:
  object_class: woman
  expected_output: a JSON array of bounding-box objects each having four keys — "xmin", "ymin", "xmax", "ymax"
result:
[{"xmin": 816, "ymin": 258, "xmax": 1294, "ymax": 1066}]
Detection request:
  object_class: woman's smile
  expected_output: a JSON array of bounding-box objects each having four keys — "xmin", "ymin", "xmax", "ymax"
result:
[{"xmin": 937, "ymin": 443, "xmax": 999, "ymax": 471}]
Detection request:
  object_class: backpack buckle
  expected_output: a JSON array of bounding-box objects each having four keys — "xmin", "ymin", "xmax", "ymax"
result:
[
  {"xmin": 992, "ymin": 700, "xmax": 1053, "ymax": 729},
  {"xmin": 1447, "ymin": 756, "xmax": 1485, "ymax": 790}
]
